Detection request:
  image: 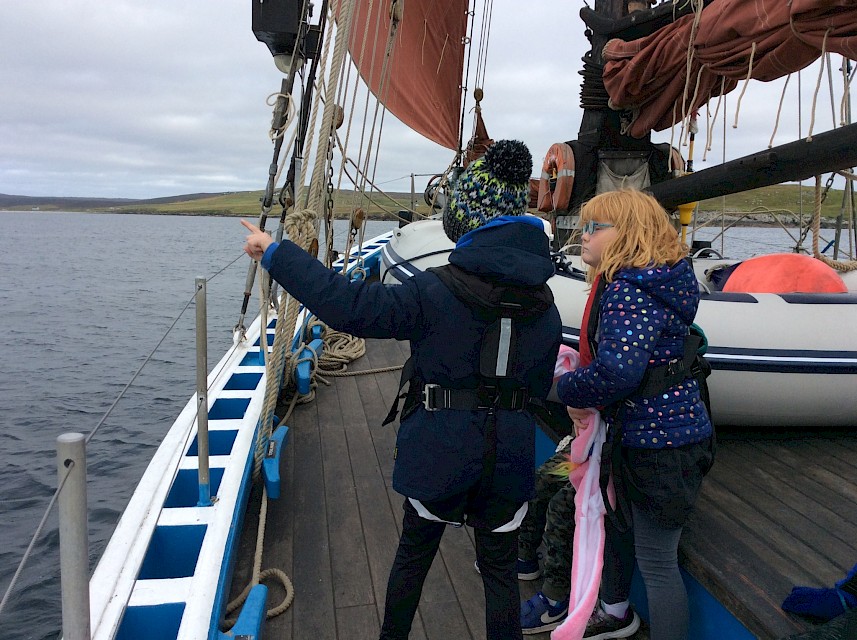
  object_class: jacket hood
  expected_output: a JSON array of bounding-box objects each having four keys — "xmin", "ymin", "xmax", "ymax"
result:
[
  {"xmin": 613, "ymin": 259, "xmax": 698, "ymax": 325},
  {"xmin": 448, "ymin": 216, "xmax": 554, "ymax": 286}
]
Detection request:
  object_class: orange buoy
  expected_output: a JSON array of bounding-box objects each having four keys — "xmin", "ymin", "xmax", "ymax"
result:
[
  {"xmin": 538, "ymin": 143, "xmax": 575, "ymax": 213},
  {"xmin": 721, "ymin": 253, "xmax": 847, "ymax": 294}
]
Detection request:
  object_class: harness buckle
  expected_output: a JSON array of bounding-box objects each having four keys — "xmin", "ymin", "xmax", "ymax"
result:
[
  {"xmin": 666, "ymin": 358, "xmax": 683, "ymax": 376},
  {"xmin": 423, "ymin": 384, "xmax": 441, "ymax": 411},
  {"xmin": 509, "ymin": 388, "xmax": 529, "ymax": 411}
]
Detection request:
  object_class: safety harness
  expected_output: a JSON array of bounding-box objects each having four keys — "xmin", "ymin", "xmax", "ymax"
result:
[
  {"xmin": 382, "ymin": 263, "xmax": 554, "ymax": 504},
  {"xmin": 384, "ymin": 263, "xmax": 554, "ymax": 424},
  {"xmin": 586, "ymin": 275, "xmax": 712, "ymax": 532}
]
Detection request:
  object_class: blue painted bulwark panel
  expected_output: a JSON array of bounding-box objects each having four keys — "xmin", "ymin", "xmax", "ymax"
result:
[
  {"xmin": 116, "ymin": 603, "xmax": 185, "ymax": 640},
  {"xmin": 223, "ymin": 372, "xmax": 263, "ymax": 391},
  {"xmin": 208, "ymin": 398, "xmax": 251, "ymax": 420},
  {"xmin": 253, "ymin": 333, "xmax": 275, "ymax": 347},
  {"xmin": 138, "ymin": 525, "xmax": 207, "ymax": 580},
  {"xmin": 187, "ymin": 430, "xmax": 238, "ymax": 456},
  {"xmin": 165, "ymin": 468, "xmax": 225, "ymax": 508},
  {"xmin": 240, "ymin": 352, "xmax": 263, "ymax": 366}
]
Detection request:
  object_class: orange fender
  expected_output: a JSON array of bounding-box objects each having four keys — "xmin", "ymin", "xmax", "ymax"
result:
[
  {"xmin": 722, "ymin": 253, "xmax": 847, "ymax": 294},
  {"xmin": 538, "ymin": 143, "xmax": 575, "ymax": 213}
]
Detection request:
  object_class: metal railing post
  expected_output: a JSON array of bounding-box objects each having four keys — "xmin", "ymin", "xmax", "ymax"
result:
[
  {"xmin": 196, "ymin": 277, "xmax": 212, "ymax": 507},
  {"xmin": 56, "ymin": 433, "xmax": 90, "ymax": 640}
]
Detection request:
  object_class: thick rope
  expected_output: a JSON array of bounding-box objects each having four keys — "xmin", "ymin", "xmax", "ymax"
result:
[
  {"xmin": 222, "ymin": 486, "xmax": 294, "ymax": 629},
  {"xmin": 807, "ymin": 30, "xmax": 831, "ymax": 141},
  {"xmin": 769, "ymin": 74, "xmax": 791, "ymax": 148},
  {"xmin": 732, "ymin": 41, "xmax": 757, "ymax": 129},
  {"xmin": 703, "ymin": 77, "xmax": 726, "ymax": 161},
  {"xmin": 308, "ymin": 0, "xmax": 355, "ymax": 214},
  {"xmin": 812, "ymin": 175, "xmax": 857, "ymax": 271}
]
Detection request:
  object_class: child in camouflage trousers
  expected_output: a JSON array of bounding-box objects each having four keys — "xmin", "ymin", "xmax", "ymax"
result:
[{"xmin": 518, "ymin": 436, "xmax": 576, "ymax": 634}]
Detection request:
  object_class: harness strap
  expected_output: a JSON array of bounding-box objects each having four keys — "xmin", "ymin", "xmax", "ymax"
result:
[
  {"xmin": 382, "ymin": 356, "xmax": 415, "ymax": 426},
  {"xmin": 634, "ymin": 332, "xmax": 701, "ymax": 397},
  {"xmin": 420, "ymin": 384, "xmax": 529, "ymax": 412}
]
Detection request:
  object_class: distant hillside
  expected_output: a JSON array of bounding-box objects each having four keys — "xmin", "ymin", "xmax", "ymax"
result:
[
  {"xmin": 0, "ymin": 189, "xmax": 420, "ymax": 219},
  {"xmin": 0, "ymin": 192, "xmax": 230, "ymax": 211},
  {"xmin": 2, "ymin": 183, "xmax": 849, "ymax": 221}
]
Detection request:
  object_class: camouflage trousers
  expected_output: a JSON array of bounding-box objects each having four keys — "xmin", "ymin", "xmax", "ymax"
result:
[{"xmin": 517, "ymin": 440, "xmax": 576, "ymax": 601}]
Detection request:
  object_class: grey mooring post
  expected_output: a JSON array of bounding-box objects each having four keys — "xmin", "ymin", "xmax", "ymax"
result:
[
  {"xmin": 56, "ymin": 433, "xmax": 90, "ymax": 640},
  {"xmin": 196, "ymin": 277, "xmax": 212, "ymax": 507}
]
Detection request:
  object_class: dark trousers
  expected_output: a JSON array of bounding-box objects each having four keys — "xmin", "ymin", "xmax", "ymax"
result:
[{"xmin": 379, "ymin": 499, "xmax": 523, "ymax": 640}]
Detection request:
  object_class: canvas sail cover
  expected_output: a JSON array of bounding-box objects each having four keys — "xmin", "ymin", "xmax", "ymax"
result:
[
  {"xmin": 603, "ymin": 0, "xmax": 857, "ymax": 137},
  {"xmin": 348, "ymin": 0, "xmax": 468, "ymax": 150}
]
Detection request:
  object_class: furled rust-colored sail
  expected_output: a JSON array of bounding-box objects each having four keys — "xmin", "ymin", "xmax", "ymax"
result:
[
  {"xmin": 348, "ymin": 0, "xmax": 468, "ymax": 150},
  {"xmin": 602, "ymin": 0, "xmax": 857, "ymax": 137},
  {"xmin": 464, "ymin": 103, "xmax": 493, "ymax": 166}
]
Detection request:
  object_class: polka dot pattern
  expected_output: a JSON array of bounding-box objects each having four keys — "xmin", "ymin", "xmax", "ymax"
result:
[{"xmin": 557, "ymin": 260, "xmax": 713, "ymax": 449}]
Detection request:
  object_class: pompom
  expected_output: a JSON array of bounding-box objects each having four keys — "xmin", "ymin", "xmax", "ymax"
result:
[{"xmin": 484, "ymin": 139, "xmax": 532, "ymax": 185}]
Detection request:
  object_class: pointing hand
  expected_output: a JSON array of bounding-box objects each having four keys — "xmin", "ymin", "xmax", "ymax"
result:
[{"xmin": 241, "ymin": 219, "xmax": 274, "ymax": 261}]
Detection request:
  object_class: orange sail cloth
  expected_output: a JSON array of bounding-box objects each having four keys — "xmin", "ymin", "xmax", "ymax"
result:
[
  {"xmin": 722, "ymin": 253, "xmax": 848, "ymax": 293},
  {"xmin": 348, "ymin": 0, "xmax": 468, "ymax": 150},
  {"xmin": 603, "ymin": 0, "xmax": 857, "ymax": 137}
]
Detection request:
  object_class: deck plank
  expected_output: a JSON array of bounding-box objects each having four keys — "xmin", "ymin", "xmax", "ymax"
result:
[
  {"xmin": 679, "ymin": 426, "xmax": 857, "ymax": 639},
  {"xmin": 316, "ymin": 376, "xmax": 376, "ymax": 610},
  {"xmin": 228, "ymin": 338, "xmax": 854, "ymax": 640}
]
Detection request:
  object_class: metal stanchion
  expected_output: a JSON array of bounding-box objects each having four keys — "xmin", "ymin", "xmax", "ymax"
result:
[
  {"xmin": 196, "ymin": 277, "xmax": 212, "ymax": 507},
  {"xmin": 56, "ymin": 433, "xmax": 90, "ymax": 640}
]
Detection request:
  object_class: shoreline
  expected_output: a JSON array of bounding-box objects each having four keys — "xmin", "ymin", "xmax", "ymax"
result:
[{"xmin": 1, "ymin": 208, "xmax": 846, "ymax": 229}]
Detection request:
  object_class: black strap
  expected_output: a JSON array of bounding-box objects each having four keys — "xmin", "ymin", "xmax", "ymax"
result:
[
  {"xmin": 383, "ymin": 358, "xmax": 531, "ymax": 424},
  {"xmin": 634, "ymin": 332, "xmax": 701, "ymax": 397},
  {"xmin": 382, "ymin": 356, "xmax": 416, "ymax": 426},
  {"xmin": 599, "ymin": 401, "xmax": 634, "ymax": 533},
  {"xmin": 420, "ymin": 384, "xmax": 529, "ymax": 411}
]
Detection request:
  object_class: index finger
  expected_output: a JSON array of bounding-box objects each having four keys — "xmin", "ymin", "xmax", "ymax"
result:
[{"xmin": 240, "ymin": 219, "xmax": 261, "ymax": 234}]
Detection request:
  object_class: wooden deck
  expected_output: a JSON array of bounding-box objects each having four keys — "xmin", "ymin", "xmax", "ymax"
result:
[{"xmin": 228, "ymin": 337, "xmax": 857, "ymax": 640}]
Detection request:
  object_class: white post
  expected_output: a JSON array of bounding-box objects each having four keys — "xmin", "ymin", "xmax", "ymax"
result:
[
  {"xmin": 56, "ymin": 433, "xmax": 90, "ymax": 640},
  {"xmin": 196, "ymin": 277, "xmax": 212, "ymax": 506}
]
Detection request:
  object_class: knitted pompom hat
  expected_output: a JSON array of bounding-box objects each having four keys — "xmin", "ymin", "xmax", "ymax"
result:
[{"xmin": 442, "ymin": 139, "xmax": 533, "ymax": 243}]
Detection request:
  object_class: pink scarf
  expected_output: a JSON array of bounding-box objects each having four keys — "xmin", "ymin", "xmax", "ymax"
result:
[{"xmin": 550, "ymin": 347, "xmax": 613, "ymax": 640}]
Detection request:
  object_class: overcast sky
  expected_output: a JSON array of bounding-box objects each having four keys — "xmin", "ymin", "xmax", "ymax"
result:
[{"xmin": 0, "ymin": 1, "xmax": 845, "ymax": 200}]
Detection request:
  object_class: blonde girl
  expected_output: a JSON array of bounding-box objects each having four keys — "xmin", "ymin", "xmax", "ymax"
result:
[{"xmin": 556, "ymin": 189, "xmax": 714, "ymax": 640}]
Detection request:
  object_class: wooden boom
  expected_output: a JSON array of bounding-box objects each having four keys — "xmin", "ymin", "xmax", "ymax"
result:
[{"xmin": 649, "ymin": 123, "xmax": 857, "ymax": 209}]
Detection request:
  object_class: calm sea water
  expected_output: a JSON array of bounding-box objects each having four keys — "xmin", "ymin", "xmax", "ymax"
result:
[
  {"xmin": 0, "ymin": 211, "xmax": 396, "ymax": 639},
  {"xmin": 0, "ymin": 211, "xmax": 840, "ymax": 638}
]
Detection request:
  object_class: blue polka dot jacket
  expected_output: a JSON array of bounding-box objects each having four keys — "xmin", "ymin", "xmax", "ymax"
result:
[{"xmin": 556, "ymin": 259, "xmax": 713, "ymax": 449}]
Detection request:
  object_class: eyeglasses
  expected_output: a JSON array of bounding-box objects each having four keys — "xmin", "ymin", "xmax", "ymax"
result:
[{"xmin": 581, "ymin": 220, "xmax": 614, "ymax": 235}]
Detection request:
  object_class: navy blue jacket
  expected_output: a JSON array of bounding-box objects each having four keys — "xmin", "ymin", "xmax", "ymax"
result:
[
  {"xmin": 556, "ymin": 259, "xmax": 712, "ymax": 448},
  {"xmin": 262, "ymin": 218, "xmax": 562, "ymax": 503}
]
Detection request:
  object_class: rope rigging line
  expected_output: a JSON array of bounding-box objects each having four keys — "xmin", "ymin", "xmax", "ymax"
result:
[
  {"xmin": 350, "ymin": 1, "xmax": 399, "ymax": 224},
  {"xmin": 807, "ymin": 30, "xmax": 832, "ymax": 141},
  {"xmin": 222, "ymin": 486, "xmax": 294, "ymax": 629},
  {"xmin": 812, "ymin": 175, "xmax": 857, "ymax": 270}
]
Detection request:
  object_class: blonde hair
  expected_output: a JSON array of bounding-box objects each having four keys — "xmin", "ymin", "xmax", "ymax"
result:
[{"xmin": 579, "ymin": 189, "xmax": 688, "ymax": 283}]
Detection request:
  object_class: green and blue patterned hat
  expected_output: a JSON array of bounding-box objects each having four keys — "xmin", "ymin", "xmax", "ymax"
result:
[{"xmin": 442, "ymin": 139, "xmax": 532, "ymax": 243}]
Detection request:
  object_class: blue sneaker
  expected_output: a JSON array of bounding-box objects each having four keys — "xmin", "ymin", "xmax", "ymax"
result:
[
  {"xmin": 520, "ymin": 591, "xmax": 569, "ymax": 634},
  {"xmin": 474, "ymin": 558, "xmax": 542, "ymax": 581},
  {"xmin": 517, "ymin": 557, "xmax": 542, "ymax": 581}
]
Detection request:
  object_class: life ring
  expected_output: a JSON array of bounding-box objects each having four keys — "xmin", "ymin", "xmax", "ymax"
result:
[{"xmin": 538, "ymin": 142, "xmax": 575, "ymax": 213}]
